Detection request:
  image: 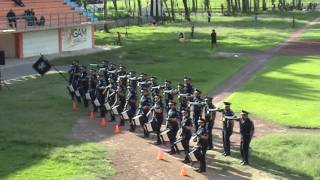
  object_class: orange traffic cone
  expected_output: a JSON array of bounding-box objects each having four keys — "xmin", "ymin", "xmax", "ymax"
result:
[
  {"xmin": 114, "ymin": 124, "xmax": 121, "ymax": 134},
  {"xmin": 72, "ymin": 102, "xmax": 77, "ymax": 110},
  {"xmin": 180, "ymin": 165, "xmax": 188, "ymax": 176},
  {"xmin": 100, "ymin": 117, "xmax": 107, "ymax": 127},
  {"xmin": 89, "ymin": 111, "xmax": 95, "ymax": 120},
  {"xmin": 156, "ymin": 150, "xmax": 164, "ymax": 160}
]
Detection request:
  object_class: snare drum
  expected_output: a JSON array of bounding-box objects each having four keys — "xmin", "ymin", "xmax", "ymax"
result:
[
  {"xmin": 111, "ymin": 105, "xmax": 120, "ymax": 115},
  {"xmin": 94, "ymin": 98, "xmax": 101, "ymax": 106},
  {"xmin": 104, "ymin": 102, "xmax": 111, "ymax": 111},
  {"xmin": 160, "ymin": 129, "xmax": 170, "ymax": 142},
  {"xmin": 85, "ymin": 92, "xmax": 91, "ymax": 100},
  {"xmin": 121, "ymin": 110, "xmax": 130, "ymax": 120},
  {"xmin": 75, "ymin": 90, "xmax": 81, "ymax": 97},
  {"xmin": 188, "ymin": 146, "xmax": 202, "ymax": 162},
  {"xmin": 68, "ymin": 85, "xmax": 75, "ymax": 92},
  {"xmin": 174, "ymin": 138, "xmax": 184, "ymax": 152},
  {"xmin": 144, "ymin": 121, "xmax": 154, "ymax": 133},
  {"xmin": 133, "ymin": 115, "xmax": 142, "ymax": 126}
]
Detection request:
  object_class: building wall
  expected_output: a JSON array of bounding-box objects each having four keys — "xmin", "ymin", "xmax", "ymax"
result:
[
  {"xmin": 23, "ymin": 30, "xmax": 59, "ymax": 57},
  {"xmin": 61, "ymin": 25, "xmax": 93, "ymax": 52},
  {"xmin": 0, "ymin": 34, "xmax": 16, "ymax": 58}
]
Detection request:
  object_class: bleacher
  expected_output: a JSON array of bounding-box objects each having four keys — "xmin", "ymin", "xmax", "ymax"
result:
[{"xmin": 0, "ymin": 0, "xmax": 90, "ymax": 30}]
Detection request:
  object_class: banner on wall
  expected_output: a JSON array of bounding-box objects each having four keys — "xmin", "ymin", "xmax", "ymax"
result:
[{"xmin": 63, "ymin": 27, "xmax": 88, "ymax": 48}]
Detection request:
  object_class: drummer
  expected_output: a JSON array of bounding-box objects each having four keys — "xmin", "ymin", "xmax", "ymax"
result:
[
  {"xmin": 181, "ymin": 109, "xmax": 193, "ymax": 164},
  {"xmin": 166, "ymin": 101, "xmax": 180, "ymax": 154},
  {"xmin": 195, "ymin": 119, "xmax": 209, "ymax": 173}
]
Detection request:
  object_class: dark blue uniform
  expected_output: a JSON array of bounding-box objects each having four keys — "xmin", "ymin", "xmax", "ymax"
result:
[
  {"xmin": 117, "ymin": 84, "xmax": 126, "ymax": 126},
  {"xmin": 204, "ymin": 103, "xmax": 216, "ymax": 149},
  {"xmin": 97, "ymin": 79, "xmax": 107, "ymax": 118},
  {"xmin": 79, "ymin": 70, "xmax": 89, "ymax": 107},
  {"xmin": 163, "ymin": 86, "xmax": 174, "ymax": 112},
  {"xmin": 139, "ymin": 94, "xmax": 152, "ymax": 137},
  {"xmin": 196, "ymin": 126, "xmax": 208, "ymax": 172},
  {"xmin": 239, "ymin": 118, "xmax": 254, "ymax": 164},
  {"xmin": 127, "ymin": 89, "xmax": 137, "ymax": 131},
  {"xmin": 167, "ymin": 107, "xmax": 180, "ymax": 153},
  {"xmin": 191, "ymin": 96, "xmax": 203, "ymax": 131},
  {"xmin": 181, "ymin": 115, "xmax": 193, "ymax": 162},
  {"xmin": 152, "ymin": 101, "xmax": 164, "ymax": 143},
  {"xmin": 221, "ymin": 109, "xmax": 234, "ymax": 155}
]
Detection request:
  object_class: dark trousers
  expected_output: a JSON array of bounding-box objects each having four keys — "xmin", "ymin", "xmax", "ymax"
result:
[
  {"xmin": 119, "ymin": 100, "xmax": 126, "ymax": 126},
  {"xmin": 206, "ymin": 122, "xmax": 214, "ymax": 148},
  {"xmin": 240, "ymin": 136, "xmax": 251, "ymax": 163},
  {"xmin": 193, "ymin": 111, "xmax": 201, "ymax": 131},
  {"xmin": 155, "ymin": 119, "xmax": 163, "ymax": 143},
  {"xmin": 200, "ymin": 145, "xmax": 207, "ymax": 171},
  {"xmin": 128, "ymin": 108, "xmax": 136, "ymax": 131},
  {"xmin": 222, "ymin": 129, "xmax": 231, "ymax": 154},
  {"xmin": 169, "ymin": 128, "xmax": 178, "ymax": 151},
  {"xmin": 182, "ymin": 137, "xmax": 191, "ymax": 162},
  {"xmin": 141, "ymin": 109, "xmax": 149, "ymax": 137}
]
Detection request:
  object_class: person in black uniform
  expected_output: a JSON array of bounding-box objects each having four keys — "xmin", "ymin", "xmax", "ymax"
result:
[
  {"xmin": 68, "ymin": 60, "xmax": 80, "ymax": 102},
  {"xmin": 191, "ymin": 89, "xmax": 203, "ymax": 132},
  {"xmin": 196, "ymin": 119, "xmax": 209, "ymax": 173},
  {"xmin": 218, "ymin": 102, "xmax": 235, "ymax": 156},
  {"xmin": 116, "ymin": 78, "xmax": 127, "ymax": 126},
  {"xmin": 167, "ymin": 101, "xmax": 180, "ymax": 154},
  {"xmin": 152, "ymin": 95, "xmax": 164, "ymax": 145},
  {"xmin": 78, "ymin": 65, "xmax": 89, "ymax": 107},
  {"xmin": 203, "ymin": 96, "xmax": 216, "ymax": 150},
  {"xmin": 163, "ymin": 80, "xmax": 174, "ymax": 113},
  {"xmin": 107, "ymin": 77, "xmax": 117, "ymax": 122},
  {"xmin": 211, "ymin": 29, "xmax": 217, "ymax": 48},
  {"xmin": 127, "ymin": 71, "xmax": 138, "ymax": 91},
  {"xmin": 235, "ymin": 110, "xmax": 255, "ymax": 165},
  {"xmin": 126, "ymin": 84, "xmax": 137, "ymax": 132},
  {"xmin": 96, "ymin": 74, "xmax": 107, "ymax": 118},
  {"xmin": 183, "ymin": 77, "xmax": 193, "ymax": 95},
  {"xmin": 139, "ymin": 88, "xmax": 152, "ymax": 137},
  {"xmin": 150, "ymin": 76, "xmax": 161, "ymax": 104},
  {"xmin": 138, "ymin": 73, "xmax": 149, "ymax": 90},
  {"xmin": 177, "ymin": 84, "xmax": 188, "ymax": 116},
  {"xmin": 181, "ymin": 110, "xmax": 193, "ymax": 163},
  {"xmin": 89, "ymin": 69, "xmax": 99, "ymax": 114}
]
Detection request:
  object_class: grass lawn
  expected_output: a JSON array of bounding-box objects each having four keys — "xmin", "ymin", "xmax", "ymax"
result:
[
  {"xmin": 250, "ymin": 133, "xmax": 320, "ymax": 179},
  {"xmin": 301, "ymin": 21, "xmax": 320, "ymax": 41},
  {"xmin": 0, "ymin": 75, "xmax": 115, "ymax": 179},
  {"xmin": 227, "ymin": 55, "xmax": 320, "ymax": 128}
]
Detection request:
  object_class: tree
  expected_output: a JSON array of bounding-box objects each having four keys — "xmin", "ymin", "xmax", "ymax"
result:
[
  {"xmin": 182, "ymin": 0, "xmax": 191, "ymax": 21},
  {"xmin": 170, "ymin": 0, "xmax": 175, "ymax": 19},
  {"xmin": 103, "ymin": 0, "xmax": 107, "ymax": 19}
]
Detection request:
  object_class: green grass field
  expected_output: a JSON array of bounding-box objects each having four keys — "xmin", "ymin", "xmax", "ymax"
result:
[
  {"xmin": 228, "ymin": 55, "xmax": 320, "ymax": 128},
  {"xmin": 251, "ymin": 133, "xmax": 320, "ymax": 179},
  {"xmin": 0, "ymin": 75, "xmax": 115, "ymax": 179},
  {"xmin": 301, "ymin": 21, "xmax": 320, "ymax": 41}
]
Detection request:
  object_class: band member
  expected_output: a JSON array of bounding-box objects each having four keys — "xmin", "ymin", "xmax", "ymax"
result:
[
  {"xmin": 177, "ymin": 84, "xmax": 188, "ymax": 115},
  {"xmin": 167, "ymin": 101, "xmax": 180, "ymax": 154},
  {"xmin": 126, "ymin": 84, "xmax": 137, "ymax": 131},
  {"xmin": 218, "ymin": 102, "xmax": 235, "ymax": 156},
  {"xmin": 152, "ymin": 95, "xmax": 164, "ymax": 145},
  {"xmin": 78, "ymin": 65, "xmax": 89, "ymax": 107},
  {"xmin": 181, "ymin": 110, "xmax": 193, "ymax": 163},
  {"xmin": 96, "ymin": 74, "xmax": 108, "ymax": 118},
  {"xmin": 89, "ymin": 69, "xmax": 99, "ymax": 113},
  {"xmin": 183, "ymin": 77, "xmax": 193, "ymax": 95},
  {"xmin": 139, "ymin": 88, "xmax": 152, "ymax": 137},
  {"xmin": 68, "ymin": 60, "xmax": 81, "ymax": 103},
  {"xmin": 127, "ymin": 71, "xmax": 138, "ymax": 90},
  {"xmin": 163, "ymin": 80, "xmax": 174, "ymax": 112},
  {"xmin": 116, "ymin": 79, "xmax": 127, "ymax": 126},
  {"xmin": 203, "ymin": 96, "xmax": 216, "ymax": 150},
  {"xmin": 235, "ymin": 110, "xmax": 254, "ymax": 165},
  {"xmin": 108, "ymin": 77, "xmax": 117, "ymax": 122},
  {"xmin": 117, "ymin": 65, "xmax": 127, "ymax": 87},
  {"xmin": 191, "ymin": 89, "xmax": 203, "ymax": 131},
  {"xmin": 150, "ymin": 76, "xmax": 161, "ymax": 104},
  {"xmin": 138, "ymin": 73, "xmax": 149, "ymax": 90},
  {"xmin": 196, "ymin": 119, "xmax": 209, "ymax": 173}
]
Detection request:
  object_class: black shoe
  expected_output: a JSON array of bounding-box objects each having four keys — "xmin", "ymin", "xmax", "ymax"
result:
[
  {"xmin": 241, "ymin": 162, "xmax": 249, "ymax": 166},
  {"xmin": 169, "ymin": 151, "xmax": 176, "ymax": 155},
  {"xmin": 182, "ymin": 159, "xmax": 191, "ymax": 164},
  {"xmin": 224, "ymin": 153, "xmax": 231, "ymax": 156},
  {"xmin": 240, "ymin": 160, "xmax": 245, "ymax": 164},
  {"xmin": 207, "ymin": 147, "xmax": 213, "ymax": 150},
  {"xmin": 154, "ymin": 141, "xmax": 161, "ymax": 145},
  {"xmin": 195, "ymin": 168, "xmax": 205, "ymax": 173}
]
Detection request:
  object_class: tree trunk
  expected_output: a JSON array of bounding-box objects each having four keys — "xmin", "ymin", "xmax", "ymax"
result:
[
  {"xmin": 104, "ymin": 0, "xmax": 107, "ymax": 19},
  {"xmin": 137, "ymin": 0, "xmax": 142, "ymax": 16},
  {"xmin": 183, "ymin": 0, "xmax": 191, "ymax": 21},
  {"xmin": 156, "ymin": 0, "xmax": 159, "ymax": 19},
  {"xmin": 262, "ymin": 0, "xmax": 267, "ymax": 10},
  {"xmin": 112, "ymin": 0, "xmax": 118, "ymax": 13},
  {"xmin": 150, "ymin": 0, "xmax": 154, "ymax": 16},
  {"xmin": 170, "ymin": 0, "xmax": 175, "ymax": 19}
]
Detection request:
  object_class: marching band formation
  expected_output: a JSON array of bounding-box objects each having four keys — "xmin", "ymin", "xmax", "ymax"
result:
[{"xmin": 67, "ymin": 60, "xmax": 255, "ymax": 173}]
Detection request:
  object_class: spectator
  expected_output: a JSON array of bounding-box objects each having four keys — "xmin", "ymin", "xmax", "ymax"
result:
[
  {"xmin": 6, "ymin": 9, "xmax": 17, "ymax": 28},
  {"xmin": 178, "ymin": 32, "xmax": 185, "ymax": 42},
  {"xmin": 117, "ymin": 32, "xmax": 122, "ymax": 45},
  {"xmin": 12, "ymin": 0, "xmax": 25, "ymax": 7},
  {"xmin": 211, "ymin": 29, "xmax": 217, "ymax": 48},
  {"xmin": 37, "ymin": 16, "xmax": 45, "ymax": 26}
]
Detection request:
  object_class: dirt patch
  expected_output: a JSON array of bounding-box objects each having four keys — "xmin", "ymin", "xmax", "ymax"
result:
[{"xmin": 277, "ymin": 41, "xmax": 320, "ymax": 56}]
